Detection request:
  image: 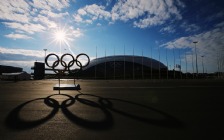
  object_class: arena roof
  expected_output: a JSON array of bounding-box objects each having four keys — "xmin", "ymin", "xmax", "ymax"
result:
[{"xmin": 84, "ymin": 55, "xmax": 167, "ymax": 70}]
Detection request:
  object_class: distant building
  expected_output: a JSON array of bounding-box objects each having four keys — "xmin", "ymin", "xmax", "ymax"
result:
[
  {"xmin": 78, "ymin": 55, "xmax": 168, "ymax": 79},
  {"xmin": 0, "ymin": 65, "xmax": 23, "ymax": 75},
  {"xmin": 1, "ymin": 72, "xmax": 31, "ymax": 81},
  {"xmin": 31, "ymin": 62, "xmax": 45, "ymax": 80}
]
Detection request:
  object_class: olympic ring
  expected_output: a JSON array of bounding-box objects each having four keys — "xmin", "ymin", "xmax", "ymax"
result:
[
  {"xmin": 76, "ymin": 53, "xmax": 90, "ymax": 68},
  {"xmin": 45, "ymin": 53, "xmax": 60, "ymax": 68},
  {"xmin": 45, "ymin": 53, "xmax": 90, "ymax": 74}
]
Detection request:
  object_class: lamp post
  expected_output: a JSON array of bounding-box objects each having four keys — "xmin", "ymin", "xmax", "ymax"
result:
[
  {"xmin": 191, "ymin": 51, "xmax": 194, "ymax": 79},
  {"xmin": 173, "ymin": 47, "xmax": 176, "ymax": 79},
  {"xmin": 43, "ymin": 49, "xmax": 47, "ymax": 59},
  {"xmin": 166, "ymin": 48, "xmax": 169, "ymax": 79},
  {"xmin": 193, "ymin": 41, "xmax": 198, "ymax": 77},
  {"xmin": 158, "ymin": 46, "xmax": 161, "ymax": 79},
  {"xmin": 201, "ymin": 55, "xmax": 204, "ymax": 75}
]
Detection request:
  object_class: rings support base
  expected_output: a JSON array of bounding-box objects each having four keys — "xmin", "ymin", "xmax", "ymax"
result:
[{"xmin": 53, "ymin": 84, "xmax": 81, "ymax": 90}]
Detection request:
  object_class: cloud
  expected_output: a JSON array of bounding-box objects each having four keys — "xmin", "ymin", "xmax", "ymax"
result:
[
  {"xmin": 33, "ymin": 15, "xmax": 57, "ymax": 28},
  {"xmin": 74, "ymin": 4, "xmax": 111, "ymax": 24},
  {"xmin": 134, "ymin": 0, "xmax": 184, "ymax": 28},
  {"xmin": 160, "ymin": 25, "xmax": 176, "ymax": 33},
  {"xmin": 70, "ymin": 27, "xmax": 83, "ymax": 38},
  {"xmin": 0, "ymin": 0, "xmax": 72, "ymax": 40},
  {"xmin": 29, "ymin": 0, "xmax": 70, "ymax": 11},
  {"xmin": 0, "ymin": 46, "xmax": 44, "ymax": 58},
  {"xmin": 74, "ymin": 0, "xmax": 184, "ymax": 28},
  {"xmin": 161, "ymin": 21, "xmax": 224, "ymax": 73},
  {"xmin": 180, "ymin": 22, "xmax": 200, "ymax": 32},
  {"xmin": 4, "ymin": 33, "xmax": 33, "ymax": 40},
  {"xmin": 112, "ymin": 0, "xmax": 184, "ymax": 28},
  {"xmin": 0, "ymin": 0, "xmax": 30, "ymax": 23},
  {"xmin": 40, "ymin": 10, "xmax": 69, "ymax": 18},
  {"xmin": 205, "ymin": 11, "xmax": 224, "ymax": 22},
  {"xmin": 106, "ymin": 0, "xmax": 113, "ymax": 6},
  {"xmin": 73, "ymin": 14, "xmax": 83, "ymax": 22},
  {"xmin": 3, "ymin": 22, "xmax": 46, "ymax": 34},
  {"xmin": 97, "ymin": 23, "xmax": 102, "ymax": 26}
]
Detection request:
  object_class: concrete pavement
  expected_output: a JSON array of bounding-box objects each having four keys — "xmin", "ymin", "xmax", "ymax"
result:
[{"xmin": 0, "ymin": 79, "xmax": 224, "ymax": 140}]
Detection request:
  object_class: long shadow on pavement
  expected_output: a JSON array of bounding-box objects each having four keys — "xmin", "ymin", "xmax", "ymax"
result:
[
  {"xmin": 5, "ymin": 92, "xmax": 184, "ymax": 131},
  {"xmin": 76, "ymin": 92, "xmax": 184, "ymax": 129}
]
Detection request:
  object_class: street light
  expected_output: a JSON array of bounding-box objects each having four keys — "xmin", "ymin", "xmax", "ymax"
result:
[
  {"xmin": 43, "ymin": 49, "xmax": 47, "ymax": 59},
  {"xmin": 201, "ymin": 55, "xmax": 204, "ymax": 75},
  {"xmin": 193, "ymin": 41, "xmax": 198, "ymax": 77}
]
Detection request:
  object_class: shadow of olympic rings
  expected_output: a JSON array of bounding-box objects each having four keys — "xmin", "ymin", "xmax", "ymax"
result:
[
  {"xmin": 5, "ymin": 93, "xmax": 184, "ymax": 130},
  {"xmin": 5, "ymin": 94, "xmax": 113, "ymax": 130},
  {"xmin": 5, "ymin": 97, "xmax": 59, "ymax": 130},
  {"xmin": 75, "ymin": 93, "xmax": 184, "ymax": 128}
]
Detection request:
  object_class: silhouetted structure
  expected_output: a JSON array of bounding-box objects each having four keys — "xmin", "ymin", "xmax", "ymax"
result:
[
  {"xmin": 0, "ymin": 65, "xmax": 22, "ymax": 75},
  {"xmin": 78, "ymin": 55, "xmax": 168, "ymax": 79},
  {"xmin": 31, "ymin": 62, "xmax": 45, "ymax": 80}
]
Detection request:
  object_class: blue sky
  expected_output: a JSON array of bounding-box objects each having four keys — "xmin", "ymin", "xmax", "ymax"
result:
[{"xmin": 0, "ymin": 0, "xmax": 224, "ymax": 73}]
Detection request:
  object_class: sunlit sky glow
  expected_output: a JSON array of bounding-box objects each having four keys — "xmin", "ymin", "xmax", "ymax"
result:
[{"xmin": 0, "ymin": 0, "xmax": 224, "ymax": 73}]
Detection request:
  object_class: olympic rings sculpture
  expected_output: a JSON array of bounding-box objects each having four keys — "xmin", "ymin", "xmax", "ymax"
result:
[{"xmin": 45, "ymin": 53, "xmax": 90, "ymax": 74}]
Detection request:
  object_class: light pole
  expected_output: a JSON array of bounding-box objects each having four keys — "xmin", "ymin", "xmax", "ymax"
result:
[
  {"xmin": 201, "ymin": 55, "xmax": 204, "ymax": 75},
  {"xmin": 43, "ymin": 49, "xmax": 47, "ymax": 59},
  {"xmin": 158, "ymin": 46, "xmax": 161, "ymax": 79},
  {"xmin": 191, "ymin": 51, "xmax": 194, "ymax": 79},
  {"xmin": 185, "ymin": 52, "xmax": 188, "ymax": 79},
  {"xmin": 166, "ymin": 48, "xmax": 169, "ymax": 79},
  {"xmin": 173, "ymin": 47, "xmax": 176, "ymax": 79},
  {"xmin": 193, "ymin": 41, "xmax": 198, "ymax": 77}
]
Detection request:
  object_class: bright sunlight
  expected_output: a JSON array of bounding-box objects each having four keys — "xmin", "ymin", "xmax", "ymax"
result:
[
  {"xmin": 54, "ymin": 30, "xmax": 66, "ymax": 42},
  {"xmin": 48, "ymin": 27, "xmax": 75, "ymax": 56}
]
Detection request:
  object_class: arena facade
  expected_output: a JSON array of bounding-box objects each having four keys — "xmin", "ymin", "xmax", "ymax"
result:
[{"xmin": 78, "ymin": 55, "xmax": 168, "ymax": 79}]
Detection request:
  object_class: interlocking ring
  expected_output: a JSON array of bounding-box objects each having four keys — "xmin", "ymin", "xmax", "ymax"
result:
[{"xmin": 45, "ymin": 53, "xmax": 90, "ymax": 74}]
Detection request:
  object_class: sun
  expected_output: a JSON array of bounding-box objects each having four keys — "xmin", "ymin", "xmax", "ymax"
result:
[
  {"xmin": 46, "ymin": 26, "xmax": 76, "ymax": 56},
  {"xmin": 54, "ymin": 30, "xmax": 66, "ymax": 41}
]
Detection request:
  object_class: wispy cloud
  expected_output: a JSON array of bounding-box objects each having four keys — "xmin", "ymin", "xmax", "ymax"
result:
[
  {"xmin": 3, "ymin": 22, "xmax": 46, "ymax": 34},
  {"xmin": 160, "ymin": 25, "xmax": 176, "ymax": 33},
  {"xmin": 114, "ymin": 0, "xmax": 184, "ymax": 28},
  {"xmin": 74, "ymin": 4, "xmax": 111, "ymax": 24},
  {"xmin": 0, "ymin": 46, "xmax": 44, "ymax": 58},
  {"xmin": 33, "ymin": 15, "xmax": 57, "ymax": 28},
  {"xmin": 161, "ymin": 22, "xmax": 224, "ymax": 73},
  {"xmin": 0, "ymin": 0, "xmax": 72, "ymax": 40},
  {"xmin": 180, "ymin": 22, "xmax": 200, "ymax": 32},
  {"xmin": 28, "ymin": 0, "xmax": 70, "ymax": 11},
  {"xmin": 40, "ymin": 10, "xmax": 69, "ymax": 18},
  {"xmin": 4, "ymin": 33, "xmax": 33, "ymax": 40},
  {"xmin": 74, "ymin": 0, "xmax": 185, "ymax": 28},
  {"xmin": 0, "ymin": 0, "xmax": 30, "ymax": 23}
]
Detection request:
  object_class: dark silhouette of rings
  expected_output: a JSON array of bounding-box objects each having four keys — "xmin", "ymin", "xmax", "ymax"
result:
[
  {"xmin": 45, "ymin": 94, "xmax": 75, "ymax": 108},
  {"xmin": 5, "ymin": 98, "xmax": 59, "ymax": 130},
  {"xmin": 45, "ymin": 53, "xmax": 90, "ymax": 74},
  {"xmin": 5, "ymin": 94, "xmax": 114, "ymax": 130}
]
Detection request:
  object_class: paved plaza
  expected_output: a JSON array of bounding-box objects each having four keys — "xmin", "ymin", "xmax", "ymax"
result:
[{"xmin": 0, "ymin": 79, "xmax": 224, "ymax": 140}]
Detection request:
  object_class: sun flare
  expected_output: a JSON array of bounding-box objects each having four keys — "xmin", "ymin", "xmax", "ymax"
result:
[
  {"xmin": 54, "ymin": 30, "xmax": 66, "ymax": 41},
  {"xmin": 48, "ymin": 26, "xmax": 75, "ymax": 56}
]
